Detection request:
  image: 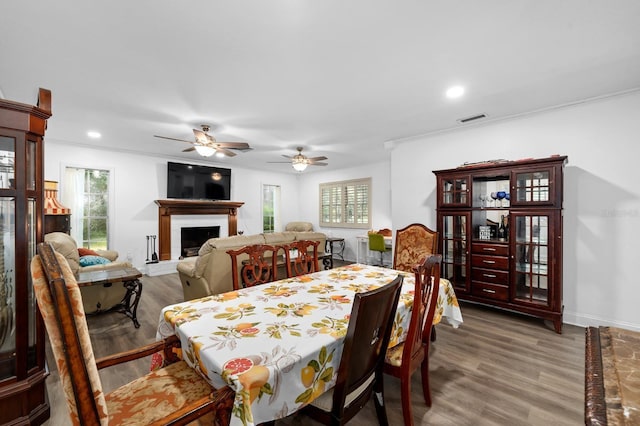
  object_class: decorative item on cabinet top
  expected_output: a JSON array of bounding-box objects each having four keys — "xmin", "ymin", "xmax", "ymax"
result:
[{"xmin": 44, "ymin": 180, "xmax": 70, "ymax": 215}]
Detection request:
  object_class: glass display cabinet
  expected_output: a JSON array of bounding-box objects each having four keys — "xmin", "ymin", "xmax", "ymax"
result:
[
  {"xmin": 0, "ymin": 89, "xmax": 51, "ymax": 425},
  {"xmin": 434, "ymin": 156, "xmax": 567, "ymax": 333}
]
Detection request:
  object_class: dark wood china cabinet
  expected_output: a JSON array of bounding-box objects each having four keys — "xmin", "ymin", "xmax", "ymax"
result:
[
  {"xmin": 0, "ymin": 89, "xmax": 51, "ymax": 424},
  {"xmin": 434, "ymin": 155, "xmax": 567, "ymax": 333}
]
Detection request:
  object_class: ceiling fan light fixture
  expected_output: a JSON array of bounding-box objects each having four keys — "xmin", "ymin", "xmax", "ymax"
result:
[
  {"xmin": 215, "ymin": 151, "xmax": 225, "ymax": 158},
  {"xmin": 292, "ymin": 159, "xmax": 308, "ymax": 172},
  {"xmin": 195, "ymin": 145, "xmax": 216, "ymax": 157}
]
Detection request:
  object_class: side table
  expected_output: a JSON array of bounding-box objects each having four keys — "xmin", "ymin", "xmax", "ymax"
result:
[
  {"xmin": 325, "ymin": 237, "xmax": 345, "ymax": 262},
  {"xmin": 77, "ymin": 267, "xmax": 143, "ymax": 328}
]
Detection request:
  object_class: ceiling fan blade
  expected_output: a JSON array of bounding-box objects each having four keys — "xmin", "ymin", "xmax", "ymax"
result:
[
  {"xmin": 193, "ymin": 129, "xmax": 208, "ymax": 144},
  {"xmin": 216, "ymin": 141, "xmax": 251, "ymax": 150},
  {"xmin": 310, "ymin": 162, "xmax": 328, "ymax": 166},
  {"xmin": 267, "ymin": 161, "xmax": 293, "ymax": 163},
  {"xmin": 281, "ymin": 154, "xmax": 294, "ymax": 159},
  {"xmin": 217, "ymin": 147, "xmax": 237, "ymax": 157},
  {"xmin": 154, "ymin": 135, "xmax": 194, "ymax": 144},
  {"xmin": 307, "ymin": 156, "xmax": 328, "ymax": 162},
  {"xmin": 182, "ymin": 147, "xmax": 196, "ymax": 152}
]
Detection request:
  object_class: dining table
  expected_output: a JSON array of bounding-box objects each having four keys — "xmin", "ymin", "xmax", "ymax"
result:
[{"xmin": 157, "ymin": 263, "xmax": 463, "ymax": 426}]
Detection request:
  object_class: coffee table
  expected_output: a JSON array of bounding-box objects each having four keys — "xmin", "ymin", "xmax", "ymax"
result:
[{"xmin": 76, "ymin": 267, "xmax": 143, "ymax": 328}]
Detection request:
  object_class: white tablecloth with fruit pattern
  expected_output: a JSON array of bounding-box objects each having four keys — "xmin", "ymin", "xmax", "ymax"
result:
[{"xmin": 157, "ymin": 264, "xmax": 462, "ymax": 426}]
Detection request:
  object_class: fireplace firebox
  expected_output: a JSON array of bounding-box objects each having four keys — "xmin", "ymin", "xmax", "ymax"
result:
[{"xmin": 181, "ymin": 226, "xmax": 220, "ymax": 258}]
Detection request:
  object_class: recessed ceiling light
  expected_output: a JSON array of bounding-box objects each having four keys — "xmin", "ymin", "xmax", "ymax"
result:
[
  {"xmin": 87, "ymin": 131, "xmax": 101, "ymax": 139},
  {"xmin": 446, "ymin": 86, "xmax": 465, "ymax": 99}
]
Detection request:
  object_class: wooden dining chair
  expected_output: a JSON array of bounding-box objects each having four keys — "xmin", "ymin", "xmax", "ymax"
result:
[
  {"xmin": 302, "ymin": 275, "xmax": 404, "ymax": 426},
  {"xmin": 227, "ymin": 244, "xmax": 280, "ymax": 290},
  {"xmin": 384, "ymin": 254, "xmax": 442, "ymax": 426},
  {"xmin": 393, "ymin": 223, "xmax": 439, "ymax": 273},
  {"xmin": 31, "ymin": 242, "xmax": 235, "ymax": 426},
  {"xmin": 392, "ymin": 223, "xmax": 440, "ymax": 341},
  {"xmin": 283, "ymin": 239, "xmax": 320, "ymax": 277}
]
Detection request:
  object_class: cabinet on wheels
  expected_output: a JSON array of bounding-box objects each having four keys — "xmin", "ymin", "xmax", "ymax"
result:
[{"xmin": 434, "ymin": 156, "xmax": 567, "ymax": 333}]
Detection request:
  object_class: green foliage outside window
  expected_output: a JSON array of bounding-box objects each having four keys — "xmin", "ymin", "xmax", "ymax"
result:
[{"xmin": 82, "ymin": 169, "xmax": 109, "ymax": 250}]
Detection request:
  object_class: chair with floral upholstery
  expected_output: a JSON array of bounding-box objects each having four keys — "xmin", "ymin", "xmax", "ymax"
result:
[
  {"xmin": 31, "ymin": 242, "xmax": 234, "ymax": 426},
  {"xmin": 384, "ymin": 254, "xmax": 441, "ymax": 426},
  {"xmin": 393, "ymin": 223, "xmax": 438, "ymax": 273}
]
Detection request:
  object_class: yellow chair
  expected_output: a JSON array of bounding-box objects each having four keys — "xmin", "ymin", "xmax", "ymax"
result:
[{"xmin": 368, "ymin": 233, "xmax": 392, "ymax": 267}]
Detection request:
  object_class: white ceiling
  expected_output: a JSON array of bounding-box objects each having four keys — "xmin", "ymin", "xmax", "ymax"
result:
[{"xmin": 2, "ymin": 1, "xmax": 640, "ymax": 173}]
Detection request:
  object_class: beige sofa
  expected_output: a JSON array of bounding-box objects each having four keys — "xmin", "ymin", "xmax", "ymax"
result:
[
  {"xmin": 44, "ymin": 232, "xmax": 133, "ymax": 313},
  {"xmin": 177, "ymin": 230, "xmax": 326, "ymax": 301}
]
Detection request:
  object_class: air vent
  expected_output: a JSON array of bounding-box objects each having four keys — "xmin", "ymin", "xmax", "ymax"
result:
[{"xmin": 457, "ymin": 113, "xmax": 487, "ymax": 124}]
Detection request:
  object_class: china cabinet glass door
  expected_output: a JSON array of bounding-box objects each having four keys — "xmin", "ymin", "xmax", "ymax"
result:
[
  {"xmin": 440, "ymin": 175, "xmax": 470, "ymax": 207},
  {"xmin": 511, "ymin": 167, "xmax": 556, "ymax": 206},
  {"xmin": 440, "ymin": 212, "xmax": 470, "ymax": 293},
  {"xmin": 0, "ymin": 136, "xmax": 16, "ymax": 375},
  {"xmin": 512, "ymin": 212, "xmax": 555, "ymax": 306}
]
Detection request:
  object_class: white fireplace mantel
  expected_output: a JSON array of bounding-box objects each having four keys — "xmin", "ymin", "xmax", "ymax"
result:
[{"xmin": 154, "ymin": 199, "xmax": 244, "ymax": 261}]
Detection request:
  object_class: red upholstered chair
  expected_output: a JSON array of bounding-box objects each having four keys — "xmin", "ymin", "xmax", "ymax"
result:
[
  {"xmin": 227, "ymin": 244, "xmax": 280, "ymax": 290},
  {"xmin": 283, "ymin": 239, "xmax": 320, "ymax": 277},
  {"xmin": 393, "ymin": 223, "xmax": 438, "ymax": 273},
  {"xmin": 384, "ymin": 254, "xmax": 442, "ymax": 426},
  {"xmin": 302, "ymin": 275, "xmax": 404, "ymax": 426},
  {"xmin": 31, "ymin": 242, "xmax": 234, "ymax": 426}
]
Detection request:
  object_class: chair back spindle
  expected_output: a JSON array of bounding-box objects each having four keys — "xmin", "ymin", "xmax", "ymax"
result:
[
  {"xmin": 227, "ymin": 244, "xmax": 280, "ymax": 290},
  {"xmin": 283, "ymin": 240, "xmax": 320, "ymax": 277}
]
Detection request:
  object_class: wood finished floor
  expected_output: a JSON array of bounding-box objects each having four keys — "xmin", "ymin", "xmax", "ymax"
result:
[{"xmin": 44, "ymin": 269, "xmax": 585, "ymax": 426}]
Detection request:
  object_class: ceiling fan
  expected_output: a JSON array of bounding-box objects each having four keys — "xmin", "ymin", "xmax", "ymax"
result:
[
  {"xmin": 269, "ymin": 146, "xmax": 328, "ymax": 171},
  {"xmin": 154, "ymin": 125, "xmax": 252, "ymax": 157}
]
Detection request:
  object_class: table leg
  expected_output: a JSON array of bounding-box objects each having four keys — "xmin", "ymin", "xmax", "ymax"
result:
[
  {"xmin": 120, "ymin": 279, "xmax": 143, "ymax": 328},
  {"xmin": 322, "ymin": 256, "xmax": 332, "ymax": 270},
  {"xmin": 334, "ymin": 240, "xmax": 345, "ymax": 261}
]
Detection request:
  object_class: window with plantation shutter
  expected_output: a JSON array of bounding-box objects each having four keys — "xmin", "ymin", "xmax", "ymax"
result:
[{"xmin": 319, "ymin": 178, "xmax": 371, "ymax": 228}]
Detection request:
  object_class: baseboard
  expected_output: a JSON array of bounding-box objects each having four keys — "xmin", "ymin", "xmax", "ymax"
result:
[
  {"xmin": 563, "ymin": 310, "xmax": 640, "ymax": 332},
  {"xmin": 143, "ymin": 259, "xmax": 180, "ymax": 276}
]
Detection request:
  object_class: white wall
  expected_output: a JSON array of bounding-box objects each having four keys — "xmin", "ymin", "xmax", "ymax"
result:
[
  {"xmin": 298, "ymin": 160, "xmax": 392, "ymax": 263},
  {"xmin": 44, "ymin": 145, "xmax": 302, "ymax": 269},
  {"xmin": 390, "ymin": 90, "xmax": 640, "ymax": 331}
]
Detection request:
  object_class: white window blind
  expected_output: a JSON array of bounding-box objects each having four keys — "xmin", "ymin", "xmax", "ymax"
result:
[{"xmin": 320, "ymin": 178, "xmax": 371, "ymax": 228}]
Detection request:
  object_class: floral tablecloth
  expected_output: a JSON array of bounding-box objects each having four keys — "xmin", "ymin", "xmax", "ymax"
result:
[{"xmin": 157, "ymin": 264, "xmax": 462, "ymax": 426}]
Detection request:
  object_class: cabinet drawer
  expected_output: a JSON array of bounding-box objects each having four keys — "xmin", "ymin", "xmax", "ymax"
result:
[
  {"xmin": 472, "ymin": 254, "xmax": 509, "ymax": 270},
  {"xmin": 471, "ymin": 267, "xmax": 509, "ymax": 285},
  {"xmin": 472, "ymin": 243, "xmax": 509, "ymax": 256},
  {"xmin": 472, "ymin": 282, "xmax": 509, "ymax": 301}
]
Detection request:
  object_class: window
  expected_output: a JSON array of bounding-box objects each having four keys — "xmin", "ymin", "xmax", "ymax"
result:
[
  {"xmin": 62, "ymin": 167, "xmax": 111, "ymax": 249},
  {"xmin": 263, "ymin": 184, "xmax": 281, "ymax": 233},
  {"xmin": 320, "ymin": 178, "xmax": 371, "ymax": 228}
]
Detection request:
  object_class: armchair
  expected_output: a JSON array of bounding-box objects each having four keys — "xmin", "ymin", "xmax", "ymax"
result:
[
  {"xmin": 31, "ymin": 242, "xmax": 234, "ymax": 425},
  {"xmin": 44, "ymin": 232, "xmax": 133, "ymax": 314}
]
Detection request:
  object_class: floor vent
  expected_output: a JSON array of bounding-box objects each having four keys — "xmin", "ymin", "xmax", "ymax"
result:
[{"xmin": 457, "ymin": 113, "xmax": 487, "ymax": 123}]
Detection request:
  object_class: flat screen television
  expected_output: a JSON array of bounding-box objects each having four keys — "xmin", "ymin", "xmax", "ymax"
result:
[{"xmin": 167, "ymin": 161, "xmax": 231, "ymax": 200}]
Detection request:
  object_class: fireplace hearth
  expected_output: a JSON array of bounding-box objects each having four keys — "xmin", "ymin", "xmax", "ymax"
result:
[{"xmin": 181, "ymin": 226, "xmax": 220, "ymax": 258}]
